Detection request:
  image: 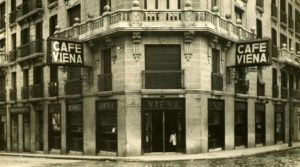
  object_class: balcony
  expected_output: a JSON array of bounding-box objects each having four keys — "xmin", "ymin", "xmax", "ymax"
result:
[
  {"xmin": 211, "ymin": 73, "xmax": 223, "ymax": 91},
  {"xmin": 21, "ymin": 86, "xmax": 29, "ymax": 99},
  {"xmin": 17, "ymin": 40, "xmax": 43, "ymax": 59},
  {"xmin": 0, "ymin": 90, "xmax": 6, "ymax": 102},
  {"xmin": 291, "ymin": 89, "xmax": 300, "ymax": 100},
  {"xmin": 280, "ymin": 11, "xmax": 287, "ymax": 25},
  {"xmin": 9, "ymin": 11, "xmax": 17, "ymax": 24},
  {"xmin": 0, "ymin": 18, "xmax": 5, "ymax": 29},
  {"xmin": 271, "ymin": 4, "xmax": 278, "ymax": 19},
  {"xmin": 235, "ymin": 79, "xmax": 249, "ymax": 94},
  {"xmin": 9, "ymin": 89, "xmax": 16, "ymax": 101},
  {"xmin": 288, "ymin": 17, "xmax": 294, "ymax": 30},
  {"xmin": 65, "ymin": 79, "xmax": 82, "ymax": 95},
  {"xmin": 0, "ymin": 52, "xmax": 9, "ymax": 66},
  {"xmin": 16, "ymin": 0, "xmax": 43, "ymax": 22},
  {"xmin": 272, "ymin": 45, "xmax": 278, "ymax": 59},
  {"xmin": 48, "ymin": 82, "xmax": 58, "ymax": 96},
  {"xmin": 281, "ymin": 87, "xmax": 288, "ymax": 99},
  {"xmin": 98, "ymin": 74, "xmax": 112, "ymax": 92},
  {"xmin": 56, "ymin": 9, "xmax": 254, "ymax": 42},
  {"xmin": 30, "ymin": 84, "xmax": 43, "ymax": 98},
  {"xmin": 9, "ymin": 50, "xmax": 17, "ymax": 63},
  {"xmin": 142, "ymin": 70, "xmax": 184, "ymax": 89},
  {"xmin": 273, "ymin": 85, "xmax": 279, "ymax": 98},
  {"xmin": 257, "ymin": 82, "xmax": 265, "ymax": 96}
]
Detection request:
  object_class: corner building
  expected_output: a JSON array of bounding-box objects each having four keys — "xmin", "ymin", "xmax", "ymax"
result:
[{"xmin": 0, "ymin": 0, "xmax": 299, "ymax": 157}]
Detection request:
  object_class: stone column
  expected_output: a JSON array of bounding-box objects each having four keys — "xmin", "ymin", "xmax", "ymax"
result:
[
  {"xmin": 61, "ymin": 101, "xmax": 67, "ymax": 154},
  {"xmin": 225, "ymin": 97, "xmax": 235, "ymax": 150},
  {"xmin": 265, "ymin": 102, "xmax": 274, "ymax": 146},
  {"xmin": 200, "ymin": 95, "xmax": 208, "ymax": 153},
  {"xmin": 247, "ymin": 98, "xmax": 255, "ymax": 148},
  {"xmin": 30, "ymin": 104, "xmax": 36, "ymax": 153},
  {"xmin": 83, "ymin": 97, "xmax": 96, "ymax": 155},
  {"xmin": 6, "ymin": 106, "xmax": 11, "ymax": 151},
  {"xmin": 43, "ymin": 101, "xmax": 49, "ymax": 154},
  {"xmin": 18, "ymin": 114, "xmax": 23, "ymax": 152}
]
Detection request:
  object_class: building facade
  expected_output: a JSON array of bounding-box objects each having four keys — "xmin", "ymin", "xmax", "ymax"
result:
[{"xmin": 0, "ymin": 0, "xmax": 299, "ymax": 157}]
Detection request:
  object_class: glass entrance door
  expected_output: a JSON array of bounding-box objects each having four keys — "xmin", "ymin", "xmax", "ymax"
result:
[{"xmin": 143, "ymin": 110, "xmax": 184, "ymax": 153}]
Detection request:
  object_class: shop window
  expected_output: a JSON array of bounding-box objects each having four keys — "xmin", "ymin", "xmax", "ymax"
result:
[
  {"xmin": 208, "ymin": 99, "xmax": 224, "ymax": 150},
  {"xmin": 68, "ymin": 5, "xmax": 80, "ymax": 27},
  {"xmin": 274, "ymin": 104, "xmax": 285, "ymax": 143},
  {"xmin": 0, "ymin": 112, "xmax": 6, "ymax": 150},
  {"xmin": 96, "ymin": 100, "xmax": 117, "ymax": 152},
  {"xmin": 100, "ymin": 0, "xmax": 111, "ymax": 15},
  {"xmin": 234, "ymin": 102, "xmax": 247, "ymax": 147},
  {"xmin": 49, "ymin": 104, "xmax": 61, "ymax": 150},
  {"xmin": 255, "ymin": 103, "xmax": 265, "ymax": 145}
]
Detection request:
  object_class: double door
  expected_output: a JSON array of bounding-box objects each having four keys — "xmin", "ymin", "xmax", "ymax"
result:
[{"xmin": 143, "ymin": 110, "xmax": 185, "ymax": 153}]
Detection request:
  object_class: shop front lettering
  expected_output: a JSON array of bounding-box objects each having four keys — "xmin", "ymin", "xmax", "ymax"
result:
[
  {"xmin": 97, "ymin": 102, "xmax": 116, "ymax": 111},
  {"xmin": 68, "ymin": 104, "xmax": 82, "ymax": 112},
  {"xmin": 145, "ymin": 100, "xmax": 183, "ymax": 110},
  {"xmin": 208, "ymin": 101, "xmax": 224, "ymax": 111}
]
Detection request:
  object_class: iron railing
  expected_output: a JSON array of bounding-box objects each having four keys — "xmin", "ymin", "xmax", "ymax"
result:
[
  {"xmin": 257, "ymin": 82, "xmax": 265, "ymax": 96},
  {"xmin": 281, "ymin": 87, "xmax": 288, "ymax": 99},
  {"xmin": 65, "ymin": 79, "xmax": 82, "ymax": 95},
  {"xmin": 16, "ymin": 0, "xmax": 42, "ymax": 19},
  {"xmin": 30, "ymin": 84, "xmax": 43, "ymax": 98},
  {"xmin": 212, "ymin": 73, "xmax": 223, "ymax": 91},
  {"xmin": 21, "ymin": 86, "xmax": 29, "ymax": 99},
  {"xmin": 48, "ymin": 82, "xmax": 58, "ymax": 96},
  {"xmin": 235, "ymin": 79, "xmax": 249, "ymax": 94},
  {"xmin": 271, "ymin": 4, "xmax": 278, "ymax": 18},
  {"xmin": 98, "ymin": 74, "xmax": 112, "ymax": 91},
  {"xmin": 142, "ymin": 70, "xmax": 184, "ymax": 89},
  {"xmin": 9, "ymin": 89, "xmax": 16, "ymax": 101},
  {"xmin": 0, "ymin": 90, "xmax": 6, "ymax": 102},
  {"xmin": 17, "ymin": 39, "xmax": 43, "ymax": 58},
  {"xmin": 280, "ymin": 11, "xmax": 287, "ymax": 25}
]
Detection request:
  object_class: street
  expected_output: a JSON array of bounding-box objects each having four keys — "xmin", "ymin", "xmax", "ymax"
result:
[{"xmin": 1, "ymin": 149, "xmax": 300, "ymax": 167}]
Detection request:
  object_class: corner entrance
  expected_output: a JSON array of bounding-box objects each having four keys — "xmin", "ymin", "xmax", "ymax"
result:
[{"xmin": 142, "ymin": 98, "xmax": 185, "ymax": 153}]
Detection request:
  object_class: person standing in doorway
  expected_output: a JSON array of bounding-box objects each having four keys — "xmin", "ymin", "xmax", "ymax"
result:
[{"xmin": 169, "ymin": 129, "xmax": 177, "ymax": 152}]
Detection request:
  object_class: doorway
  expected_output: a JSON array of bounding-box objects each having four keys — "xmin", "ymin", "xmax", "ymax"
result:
[
  {"xmin": 0, "ymin": 114, "xmax": 6, "ymax": 150},
  {"xmin": 143, "ymin": 110, "xmax": 184, "ymax": 153},
  {"xmin": 11, "ymin": 114, "xmax": 18, "ymax": 152}
]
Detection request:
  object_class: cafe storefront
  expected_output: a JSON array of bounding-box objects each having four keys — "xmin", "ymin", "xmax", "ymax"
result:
[
  {"xmin": 0, "ymin": 107, "xmax": 6, "ymax": 151},
  {"xmin": 142, "ymin": 98, "xmax": 185, "ymax": 153}
]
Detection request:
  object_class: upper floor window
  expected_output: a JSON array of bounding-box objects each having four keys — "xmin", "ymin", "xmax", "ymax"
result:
[
  {"xmin": 256, "ymin": 0, "xmax": 264, "ymax": 9},
  {"xmin": 144, "ymin": 0, "xmax": 181, "ymax": 9},
  {"xmin": 11, "ymin": 0, "xmax": 16, "ymax": 11},
  {"xmin": 281, "ymin": 0, "xmax": 286, "ymax": 12},
  {"xmin": 68, "ymin": 5, "xmax": 80, "ymax": 27},
  {"xmin": 211, "ymin": 0, "xmax": 218, "ymax": 11},
  {"xmin": 271, "ymin": 28, "xmax": 277, "ymax": 46},
  {"xmin": 23, "ymin": 69, "xmax": 29, "ymax": 87},
  {"xmin": 256, "ymin": 19, "xmax": 262, "ymax": 39},
  {"xmin": 0, "ymin": 39, "xmax": 5, "ymax": 50},
  {"xmin": 296, "ymin": 42, "xmax": 300, "ymax": 52},
  {"xmin": 0, "ymin": 3, "xmax": 5, "ymax": 29},
  {"xmin": 273, "ymin": 68, "xmax": 277, "ymax": 86},
  {"xmin": 281, "ymin": 71, "xmax": 287, "ymax": 88},
  {"xmin": 49, "ymin": 15, "xmax": 57, "ymax": 36},
  {"xmin": 280, "ymin": 34, "xmax": 287, "ymax": 48},
  {"xmin": 235, "ymin": 7, "xmax": 243, "ymax": 25},
  {"xmin": 11, "ymin": 72, "xmax": 16, "ymax": 89},
  {"xmin": 212, "ymin": 48, "xmax": 220, "ymax": 74},
  {"xmin": 100, "ymin": 0, "xmax": 111, "ymax": 15},
  {"xmin": 21, "ymin": 28, "xmax": 30, "ymax": 45}
]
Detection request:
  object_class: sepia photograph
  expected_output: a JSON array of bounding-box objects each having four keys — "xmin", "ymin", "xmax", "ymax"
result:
[{"xmin": 0, "ymin": 0, "xmax": 300, "ymax": 166}]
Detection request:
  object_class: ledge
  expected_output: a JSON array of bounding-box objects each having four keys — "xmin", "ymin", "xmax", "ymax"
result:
[
  {"xmin": 16, "ymin": 8, "xmax": 43, "ymax": 24},
  {"xmin": 47, "ymin": 1, "xmax": 58, "ymax": 9},
  {"xmin": 256, "ymin": 6, "xmax": 264, "ymax": 14},
  {"xmin": 15, "ymin": 53, "xmax": 44, "ymax": 64}
]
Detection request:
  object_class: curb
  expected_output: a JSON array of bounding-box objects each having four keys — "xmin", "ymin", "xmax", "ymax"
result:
[{"xmin": 0, "ymin": 145, "xmax": 299, "ymax": 162}]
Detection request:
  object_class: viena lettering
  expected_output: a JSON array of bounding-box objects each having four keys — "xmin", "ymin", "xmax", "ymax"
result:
[
  {"xmin": 236, "ymin": 41, "xmax": 269, "ymax": 65},
  {"xmin": 51, "ymin": 40, "xmax": 83, "ymax": 65}
]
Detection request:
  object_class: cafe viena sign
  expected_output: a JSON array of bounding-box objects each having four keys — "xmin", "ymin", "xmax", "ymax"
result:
[
  {"xmin": 235, "ymin": 39, "xmax": 271, "ymax": 66},
  {"xmin": 48, "ymin": 38, "xmax": 84, "ymax": 66}
]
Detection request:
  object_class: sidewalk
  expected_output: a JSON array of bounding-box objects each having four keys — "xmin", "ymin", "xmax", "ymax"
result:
[{"xmin": 1, "ymin": 143, "xmax": 300, "ymax": 162}]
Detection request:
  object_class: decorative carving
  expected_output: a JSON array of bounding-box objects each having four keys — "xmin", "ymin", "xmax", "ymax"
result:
[
  {"xmin": 132, "ymin": 32, "xmax": 142, "ymax": 62},
  {"xmin": 184, "ymin": 31, "xmax": 194, "ymax": 61}
]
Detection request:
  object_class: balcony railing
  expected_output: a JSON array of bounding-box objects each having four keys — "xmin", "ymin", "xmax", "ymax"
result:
[
  {"xmin": 271, "ymin": 4, "xmax": 278, "ymax": 18},
  {"xmin": 9, "ymin": 50, "xmax": 17, "ymax": 62},
  {"xmin": 9, "ymin": 11, "xmax": 17, "ymax": 24},
  {"xmin": 256, "ymin": 0, "xmax": 264, "ymax": 9},
  {"xmin": 257, "ymin": 82, "xmax": 265, "ymax": 96},
  {"xmin": 0, "ymin": 18, "xmax": 5, "ymax": 29},
  {"xmin": 16, "ymin": 0, "xmax": 42, "ymax": 19},
  {"xmin": 0, "ymin": 90, "xmax": 6, "ymax": 102},
  {"xmin": 48, "ymin": 82, "xmax": 58, "ymax": 96},
  {"xmin": 281, "ymin": 87, "xmax": 288, "ymax": 99},
  {"xmin": 235, "ymin": 79, "xmax": 249, "ymax": 94},
  {"xmin": 291, "ymin": 89, "xmax": 300, "ymax": 100},
  {"xmin": 98, "ymin": 74, "xmax": 112, "ymax": 91},
  {"xmin": 9, "ymin": 89, "xmax": 16, "ymax": 101},
  {"xmin": 296, "ymin": 23, "xmax": 300, "ymax": 34},
  {"xmin": 21, "ymin": 86, "xmax": 29, "ymax": 99},
  {"xmin": 142, "ymin": 70, "xmax": 184, "ymax": 89},
  {"xmin": 273, "ymin": 85, "xmax": 279, "ymax": 98},
  {"xmin": 212, "ymin": 73, "xmax": 223, "ymax": 91},
  {"xmin": 288, "ymin": 17, "xmax": 294, "ymax": 29},
  {"xmin": 280, "ymin": 11, "xmax": 287, "ymax": 25},
  {"xmin": 17, "ymin": 40, "xmax": 43, "ymax": 58},
  {"xmin": 48, "ymin": 0, "xmax": 58, "ymax": 4},
  {"xmin": 272, "ymin": 45, "xmax": 278, "ymax": 58},
  {"xmin": 56, "ymin": 10, "xmax": 254, "ymax": 42},
  {"xmin": 30, "ymin": 84, "xmax": 43, "ymax": 98},
  {"xmin": 65, "ymin": 79, "xmax": 82, "ymax": 95}
]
